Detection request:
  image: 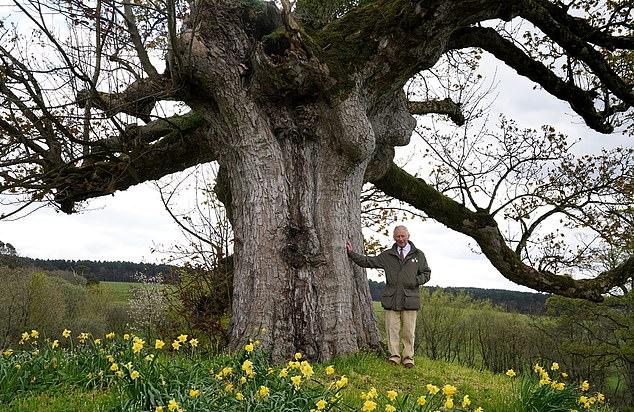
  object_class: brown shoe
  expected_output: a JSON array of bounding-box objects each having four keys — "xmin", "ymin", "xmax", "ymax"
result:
[
  {"xmin": 403, "ymin": 357, "xmax": 414, "ymax": 369},
  {"xmin": 388, "ymin": 355, "xmax": 401, "ymax": 365}
]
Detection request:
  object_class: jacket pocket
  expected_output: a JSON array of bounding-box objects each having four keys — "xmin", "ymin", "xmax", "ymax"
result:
[
  {"xmin": 381, "ymin": 285, "xmax": 396, "ymax": 310},
  {"xmin": 403, "ymin": 287, "xmax": 420, "ymax": 310}
]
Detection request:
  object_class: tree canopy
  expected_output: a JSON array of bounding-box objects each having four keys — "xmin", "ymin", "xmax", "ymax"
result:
[{"xmin": 0, "ymin": 0, "xmax": 632, "ymax": 305}]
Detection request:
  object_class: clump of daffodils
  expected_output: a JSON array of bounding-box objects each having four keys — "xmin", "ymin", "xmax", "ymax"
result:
[{"xmin": 505, "ymin": 361, "xmax": 608, "ymax": 411}]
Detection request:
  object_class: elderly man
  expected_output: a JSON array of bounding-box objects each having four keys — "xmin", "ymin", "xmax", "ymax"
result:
[{"xmin": 346, "ymin": 225, "xmax": 431, "ymax": 368}]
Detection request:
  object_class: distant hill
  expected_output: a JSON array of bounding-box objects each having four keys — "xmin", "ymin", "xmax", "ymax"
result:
[
  {"xmin": 0, "ymin": 255, "xmax": 172, "ymax": 282},
  {"xmin": 368, "ymin": 280, "xmax": 548, "ymax": 315}
]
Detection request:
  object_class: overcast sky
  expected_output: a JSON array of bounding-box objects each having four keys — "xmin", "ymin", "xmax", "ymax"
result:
[{"xmin": 0, "ymin": 51, "xmax": 626, "ymax": 292}]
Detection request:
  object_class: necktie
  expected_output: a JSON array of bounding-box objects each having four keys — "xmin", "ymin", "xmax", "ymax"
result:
[{"xmin": 399, "ymin": 248, "xmax": 404, "ymax": 260}]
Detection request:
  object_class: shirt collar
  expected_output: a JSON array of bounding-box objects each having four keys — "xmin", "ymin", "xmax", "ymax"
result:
[{"xmin": 399, "ymin": 243, "xmax": 411, "ymax": 256}]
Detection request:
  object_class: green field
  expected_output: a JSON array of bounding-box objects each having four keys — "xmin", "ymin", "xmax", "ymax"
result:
[{"xmin": 102, "ymin": 281, "xmax": 164, "ymax": 302}]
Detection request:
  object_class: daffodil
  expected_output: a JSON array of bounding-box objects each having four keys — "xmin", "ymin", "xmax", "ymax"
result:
[
  {"xmin": 132, "ymin": 341, "xmax": 144, "ymax": 354},
  {"xmin": 21, "ymin": 332, "xmax": 29, "ymax": 341},
  {"xmin": 258, "ymin": 386, "xmax": 270, "ymax": 398},
  {"xmin": 51, "ymin": 340, "xmax": 59, "ymax": 349},
  {"xmin": 30, "ymin": 330, "xmax": 39, "ymax": 339},
  {"xmin": 244, "ymin": 343, "xmax": 254, "ymax": 352},
  {"xmin": 189, "ymin": 338, "xmax": 198, "ymax": 348},
  {"xmin": 3, "ymin": 349, "xmax": 13, "ymax": 357},
  {"xmin": 300, "ymin": 361, "xmax": 314, "ymax": 379},
  {"xmin": 505, "ymin": 369, "xmax": 516, "ymax": 377},
  {"xmin": 462, "ymin": 395, "xmax": 471, "ymax": 407},
  {"xmin": 385, "ymin": 405, "xmax": 396, "ymax": 412},
  {"xmin": 155, "ymin": 339, "xmax": 165, "ymax": 349},
  {"xmin": 335, "ymin": 376, "xmax": 348, "ymax": 389},
  {"xmin": 110, "ymin": 363, "xmax": 119, "ymax": 372},
  {"xmin": 167, "ymin": 399, "xmax": 179, "ymax": 411},
  {"xmin": 580, "ymin": 380, "xmax": 590, "ymax": 392},
  {"xmin": 445, "ymin": 397, "xmax": 454, "ymax": 409},
  {"xmin": 551, "ymin": 362, "xmax": 559, "ymax": 370},
  {"xmin": 475, "ymin": 408, "xmax": 484, "ymax": 412},
  {"xmin": 155, "ymin": 406, "xmax": 163, "ymax": 412},
  {"xmin": 105, "ymin": 332, "xmax": 115, "ymax": 339},
  {"xmin": 123, "ymin": 333, "xmax": 130, "ymax": 341},
  {"xmin": 316, "ymin": 399, "xmax": 327, "ymax": 410},
  {"xmin": 189, "ymin": 388, "xmax": 200, "ymax": 397},
  {"xmin": 442, "ymin": 384, "xmax": 457, "ymax": 397},
  {"xmin": 236, "ymin": 392, "xmax": 244, "ymax": 401},
  {"xmin": 177, "ymin": 334, "xmax": 188, "ymax": 343},
  {"xmin": 130, "ymin": 370, "xmax": 140, "ymax": 380},
  {"xmin": 325, "ymin": 365, "xmax": 335, "ymax": 375},
  {"xmin": 172, "ymin": 340, "xmax": 181, "ymax": 351},
  {"xmin": 225, "ymin": 383, "xmax": 234, "ymax": 393},
  {"xmin": 279, "ymin": 368, "xmax": 289, "ymax": 378},
  {"xmin": 417, "ymin": 395, "xmax": 426, "ymax": 406},
  {"xmin": 426, "ymin": 384, "xmax": 440, "ymax": 394},
  {"xmin": 62, "ymin": 329, "xmax": 71, "ymax": 338},
  {"xmin": 242, "ymin": 359, "xmax": 253, "ymax": 372},
  {"xmin": 386, "ymin": 390, "xmax": 398, "ymax": 401},
  {"xmin": 291, "ymin": 375, "xmax": 302, "ymax": 388},
  {"xmin": 361, "ymin": 400, "xmax": 377, "ymax": 411}
]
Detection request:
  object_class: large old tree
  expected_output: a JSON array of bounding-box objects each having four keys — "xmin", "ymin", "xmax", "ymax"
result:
[{"xmin": 0, "ymin": 0, "xmax": 632, "ymax": 360}]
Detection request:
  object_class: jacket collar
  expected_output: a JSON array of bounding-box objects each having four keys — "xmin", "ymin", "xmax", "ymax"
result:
[{"xmin": 390, "ymin": 241, "xmax": 417, "ymax": 256}]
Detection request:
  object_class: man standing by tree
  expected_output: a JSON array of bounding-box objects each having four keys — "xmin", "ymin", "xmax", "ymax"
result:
[{"xmin": 346, "ymin": 226, "xmax": 431, "ymax": 368}]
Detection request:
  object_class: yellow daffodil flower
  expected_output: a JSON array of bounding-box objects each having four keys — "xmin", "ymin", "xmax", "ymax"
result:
[
  {"xmin": 426, "ymin": 384, "xmax": 440, "ymax": 394},
  {"xmin": 258, "ymin": 386, "xmax": 270, "ymax": 398},
  {"xmin": 361, "ymin": 400, "xmax": 377, "ymax": 411},
  {"xmin": 442, "ymin": 384, "xmax": 457, "ymax": 397},
  {"xmin": 386, "ymin": 390, "xmax": 398, "ymax": 401}
]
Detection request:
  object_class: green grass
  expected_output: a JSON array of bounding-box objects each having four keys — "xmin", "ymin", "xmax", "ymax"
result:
[
  {"xmin": 102, "ymin": 281, "xmax": 135, "ymax": 302},
  {"xmin": 0, "ymin": 387, "xmax": 116, "ymax": 412},
  {"xmin": 102, "ymin": 281, "xmax": 164, "ymax": 303}
]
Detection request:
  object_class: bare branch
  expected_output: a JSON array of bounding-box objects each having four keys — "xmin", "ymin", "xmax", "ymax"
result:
[
  {"xmin": 408, "ymin": 98, "xmax": 465, "ymax": 126},
  {"xmin": 448, "ymin": 26, "xmax": 614, "ymax": 133},
  {"xmin": 372, "ymin": 162, "xmax": 633, "ymax": 301}
]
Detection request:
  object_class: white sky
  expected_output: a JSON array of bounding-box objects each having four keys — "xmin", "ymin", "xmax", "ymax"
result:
[{"xmin": 0, "ymin": 49, "xmax": 627, "ymax": 292}]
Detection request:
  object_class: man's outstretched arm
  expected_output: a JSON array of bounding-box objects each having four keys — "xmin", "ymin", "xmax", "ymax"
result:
[{"xmin": 346, "ymin": 241, "xmax": 384, "ymax": 269}]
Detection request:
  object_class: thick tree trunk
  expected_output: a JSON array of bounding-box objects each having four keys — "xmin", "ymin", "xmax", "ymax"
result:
[{"xmin": 218, "ymin": 97, "xmax": 383, "ymax": 360}]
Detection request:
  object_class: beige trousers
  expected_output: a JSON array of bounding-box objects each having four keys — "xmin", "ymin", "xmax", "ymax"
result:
[{"xmin": 385, "ymin": 309, "xmax": 417, "ymax": 361}]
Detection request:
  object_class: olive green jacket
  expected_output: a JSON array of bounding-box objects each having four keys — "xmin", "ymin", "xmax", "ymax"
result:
[{"xmin": 349, "ymin": 241, "xmax": 431, "ymax": 310}]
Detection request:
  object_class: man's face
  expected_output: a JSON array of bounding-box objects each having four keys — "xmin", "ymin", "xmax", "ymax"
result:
[{"xmin": 393, "ymin": 229, "xmax": 409, "ymax": 248}]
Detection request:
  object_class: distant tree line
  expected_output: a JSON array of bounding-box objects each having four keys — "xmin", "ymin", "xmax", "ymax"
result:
[{"xmin": 0, "ymin": 255, "xmax": 172, "ymax": 283}]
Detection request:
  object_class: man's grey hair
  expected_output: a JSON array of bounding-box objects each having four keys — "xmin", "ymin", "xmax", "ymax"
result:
[{"xmin": 393, "ymin": 225, "xmax": 409, "ymax": 234}]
